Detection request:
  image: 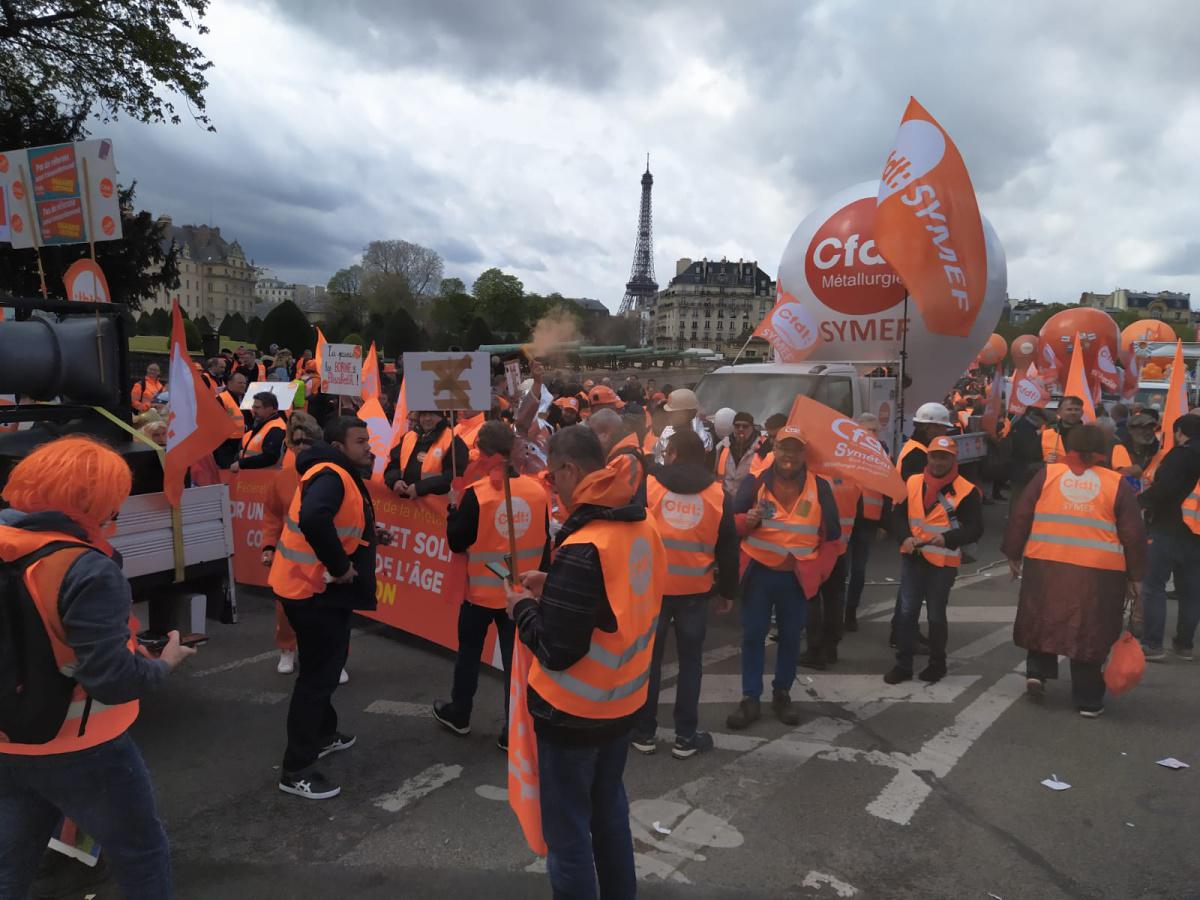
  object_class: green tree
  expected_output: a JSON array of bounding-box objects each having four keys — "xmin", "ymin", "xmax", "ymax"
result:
[
  {"xmin": 0, "ymin": 0, "xmax": 214, "ymax": 129},
  {"xmin": 218, "ymin": 312, "xmax": 248, "ymax": 341},
  {"xmin": 428, "ymin": 287, "xmax": 476, "ymax": 338},
  {"xmin": 463, "ymin": 316, "xmax": 494, "ymax": 350},
  {"xmin": 257, "ymin": 300, "xmax": 313, "ymax": 354},
  {"xmin": 1171, "ymin": 321, "xmax": 1195, "ymax": 341},
  {"xmin": 383, "ymin": 308, "xmax": 426, "ymax": 357},
  {"xmin": 342, "ymin": 332, "xmax": 365, "ymax": 348},
  {"xmin": 440, "ymin": 277, "xmax": 466, "ymax": 297},
  {"xmin": 183, "ymin": 318, "xmax": 201, "ymax": 350},
  {"xmin": 194, "ymin": 315, "xmax": 213, "ymax": 335},
  {"xmin": 472, "ymin": 267, "xmax": 525, "ymax": 334},
  {"xmin": 247, "ymin": 316, "xmax": 263, "ymax": 342},
  {"xmin": 362, "ymin": 239, "xmax": 444, "ymax": 297},
  {"xmin": 145, "ymin": 307, "xmax": 171, "ymax": 336}
]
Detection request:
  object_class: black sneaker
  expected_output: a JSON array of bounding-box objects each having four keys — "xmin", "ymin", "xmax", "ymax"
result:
[
  {"xmin": 918, "ymin": 662, "xmax": 947, "ymax": 683},
  {"xmin": 883, "ymin": 666, "xmax": 912, "ymax": 685},
  {"xmin": 497, "ymin": 727, "xmax": 509, "ymax": 751},
  {"xmin": 432, "ymin": 700, "xmax": 471, "ymax": 736},
  {"xmin": 798, "ymin": 650, "xmax": 826, "ymax": 671},
  {"xmin": 844, "ymin": 610, "xmax": 858, "ymax": 632},
  {"xmin": 672, "ymin": 732, "xmax": 714, "ymax": 759},
  {"xmin": 317, "ymin": 732, "xmax": 356, "ymax": 759},
  {"xmin": 630, "ymin": 733, "xmax": 657, "ymax": 755},
  {"xmin": 279, "ymin": 769, "xmax": 341, "ymax": 800}
]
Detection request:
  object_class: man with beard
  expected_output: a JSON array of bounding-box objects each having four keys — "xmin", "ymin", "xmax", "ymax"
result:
[
  {"xmin": 715, "ymin": 412, "xmax": 769, "ymax": 497},
  {"xmin": 233, "ymin": 392, "xmax": 288, "ymax": 472},
  {"xmin": 553, "ymin": 396, "xmax": 581, "ymax": 428}
]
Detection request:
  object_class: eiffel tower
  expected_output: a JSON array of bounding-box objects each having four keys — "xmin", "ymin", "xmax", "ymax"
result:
[{"xmin": 618, "ymin": 156, "xmax": 658, "ymax": 343}]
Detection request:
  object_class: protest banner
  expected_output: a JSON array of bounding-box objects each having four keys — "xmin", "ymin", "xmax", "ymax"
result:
[
  {"xmin": 0, "ymin": 139, "xmax": 123, "ymax": 249},
  {"xmin": 239, "ymin": 381, "xmax": 299, "ymax": 410},
  {"xmin": 404, "ymin": 351, "xmax": 491, "ymax": 411},
  {"xmin": 227, "ymin": 470, "xmax": 272, "ymax": 587},
  {"xmin": 321, "ymin": 343, "xmax": 363, "ymax": 396},
  {"xmin": 505, "ymin": 359, "xmax": 522, "ymax": 398},
  {"xmin": 787, "ymin": 394, "xmax": 906, "ymax": 500}
]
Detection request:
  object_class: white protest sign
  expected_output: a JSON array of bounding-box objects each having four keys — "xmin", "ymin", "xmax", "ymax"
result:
[
  {"xmin": 403, "ymin": 351, "xmax": 491, "ymax": 412},
  {"xmin": 322, "ymin": 343, "xmax": 362, "ymax": 396},
  {"xmin": 504, "ymin": 359, "xmax": 522, "ymax": 398},
  {"xmin": 240, "ymin": 381, "xmax": 299, "ymax": 410}
]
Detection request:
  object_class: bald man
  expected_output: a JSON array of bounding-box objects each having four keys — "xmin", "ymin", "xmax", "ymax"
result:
[{"xmin": 587, "ymin": 408, "xmax": 647, "ymax": 506}]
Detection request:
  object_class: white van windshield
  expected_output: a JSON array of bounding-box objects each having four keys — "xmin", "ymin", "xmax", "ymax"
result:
[{"xmin": 694, "ymin": 373, "xmax": 854, "ymax": 424}]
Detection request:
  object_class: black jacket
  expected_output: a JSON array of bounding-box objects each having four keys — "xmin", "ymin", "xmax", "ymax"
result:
[
  {"xmin": 292, "ymin": 442, "xmax": 377, "ymax": 610},
  {"xmin": 513, "ymin": 499, "xmax": 649, "ymax": 746},
  {"xmin": 1008, "ymin": 414, "xmax": 1044, "ymax": 483},
  {"xmin": 446, "ymin": 467, "xmax": 552, "ymax": 571},
  {"xmin": 238, "ymin": 411, "xmax": 286, "ymax": 469},
  {"xmin": 383, "ymin": 419, "xmax": 469, "ymax": 497},
  {"xmin": 648, "ymin": 461, "xmax": 739, "ymax": 599},
  {"xmin": 1139, "ymin": 441, "xmax": 1200, "ymax": 540},
  {"xmin": 889, "ymin": 474, "xmax": 984, "ymax": 551}
]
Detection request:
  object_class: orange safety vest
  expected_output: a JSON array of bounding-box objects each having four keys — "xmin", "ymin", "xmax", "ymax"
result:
[
  {"xmin": 528, "ymin": 518, "xmax": 664, "ymax": 719},
  {"xmin": 1025, "ymin": 463, "xmax": 1126, "ymax": 571},
  {"xmin": 466, "ymin": 474, "xmax": 549, "ymax": 609},
  {"xmin": 861, "ymin": 489, "xmax": 884, "ymax": 522},
  {"xmin": 1110, "ymin": 443, "xmax": 1133, "ymax": 470},
  {"xmin": 827, "ymin": 475, "xmax": 862, "ymax": 553},
  {"xmin": 1040, "ymin": 427, "xmax": 1065, "ymax": 461},
  {"xmin": 641, "ymin": 431, "xmax": 657, "ymax": 455},
  {"xmin": 268, "ymin": 462, "xmax": 368, "ymax": 600},
  {"xmin": 130, "ymin": 377, "xmax": 163, "ymax": 413},
  {"xmin": 906, "ymin": 473, "xmax": 975, "ymax": 568},
  {"xmin": 1183, "ymin": 479, "xmax": 1200, "ymax": 536},
  {"xmin": 896, "ymin": 439, "xmax": 926, "ymax": 473},
  {"xmin": 717, "ymin": 442, "xmax": 771, "ymax": 489},
  {"xmin": 240, "ymin": 416, "xmax": 287, "ymax": 459},
  {"xmin": 0, "ymin": 529, "xmax": 139, "ymax": 756},
  {"xmin": 741, "ymin": 471, "xmax": 823, "ymax": 568},
  {"xmin": 398, "ymin": 428, "xmax": 454, "ymax": 478},
  {"xmin": 646, "ymin": 475, "xmax": 724, "ymax": 596},
  {"xmin": 454, "ymin": 413, "xmax": 486, "ymax": 463},
  {"xmin": 218, "ymin": 391, "xmax": 246, "ymax": 441}
]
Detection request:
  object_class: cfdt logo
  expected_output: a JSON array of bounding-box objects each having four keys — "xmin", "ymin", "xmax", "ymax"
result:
[
  {"xmin": 1059, "ymin": 469, "xmax": 1101, "ymax": 505},
  {"xmin": 804, "ymin": 198, "xmax": 905, "ymax": 316},
  {"xmin": 1015, "ymin": 379, "xmax": 1043, "ymax": 406},
  {"xmin": 495, "ymin": 497, "xmax": 532, "ymax": 540},
  {"xmin": 660, "ymin": 492, "xmax": 705, "ymax": 530}
]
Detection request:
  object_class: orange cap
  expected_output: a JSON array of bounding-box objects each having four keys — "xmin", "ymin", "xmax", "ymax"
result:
[
  {"xmin": 589, "ymin": 385, "xmax": 623, "ymax": 408},
  {"xmin": 554, "ymin": 397, "xmax": 580, "ymax": 411},
  {"xmin": 928, "ymin": 435, "xmax": 958, "ymax": 456},
  {"xmin": 776, "ymin": 424, "xmax": 807, "ymax": 445}
]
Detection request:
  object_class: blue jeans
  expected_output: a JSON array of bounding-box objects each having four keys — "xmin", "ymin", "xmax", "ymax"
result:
[
  {"xmin": 844, "ymin": 527, "xmax": 875, "ymax": 612},
  {"xmin": 536, "ymin": 731, "xmax": 636, "ymax": 900},
  {"xmin": 1141, "ymin": 531, "xmax": 1200, "ymax": 650},
  {"xmin": 0, "ymin": 733, "xmax": 171, "ymax": 899},
  {"xmin": 895, "ymin": 555, "xmax": 957, "ymax": 671},
  {"xmin": 634, "ymin": 594, "xmax": 709, "ymax": 740},
  {"xmin": 740, "ymin": 563, "xmax": 807, "ymax": 698}
]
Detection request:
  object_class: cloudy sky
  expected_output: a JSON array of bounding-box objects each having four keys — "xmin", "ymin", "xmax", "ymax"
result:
[{"xmin": 107, "ymin": 0, "xmax": 1200, "ymax": 310}]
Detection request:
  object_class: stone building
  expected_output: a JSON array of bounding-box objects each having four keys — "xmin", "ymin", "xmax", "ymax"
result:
[
  {"xmin": 254, "ymin": 269, "xmax": 295, "ymax": 307},
  {"xmin": 652, "ymin": 258, "xmax": 775, "ymax": 357},
  {"xmin": 1079, "ymin": 289, "xmax": 1192, "ymax": 325},
  {"xmin": 146, "ymin": 217, "xmax": 258, "ymax": 321}
]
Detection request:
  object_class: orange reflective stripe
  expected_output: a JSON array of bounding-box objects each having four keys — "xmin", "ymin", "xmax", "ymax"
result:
[
  {"xmin": 1183, "ymin": 483, "xmax": 1200, "ymax": 536},
  {"xmin": 1041, "ymin": 428, "xmax": 1063, "ymax": 461},
  {"xmin": 466, "ymin": 474, "xmax": 549, "ymax": 609},
  {"xmin": 741, "ymin": 472, "xmax": 822, "ymax": 568},
  {"xmin": 906, "ymin": 473, "xmax": 974, "ymax": 568},
  {"xmin": 1025, "ymin": 464, "xmax": 1127, "ymax": 570},
  {"xmin": 828, "ymin": 476, "xmax": 862, "ymax": 552},
  {"xmin": 861, "ymin": 490, "xmax": 884, "ymax": 522},
  {"xmin": 647, "ymin": 477, "xmax": 723, "ymax": 596},
  {"xmin": 241, "ymin": 416, "xmax": 286, "ymax": 457},
  {"xmin": 400, "ymin": 429, "xmax": 453, "ymax": 478}
]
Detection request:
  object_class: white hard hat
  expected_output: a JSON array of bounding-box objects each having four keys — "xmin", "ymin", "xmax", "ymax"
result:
[
  {"xmin": 912, "ymin": 402, "xmax": 952, "ymax": 425},
  {"xmin": 663, "ymin": 388, "xmax": 699, "ymax": 413},
  {"xmin": 712, "ymin": 407, "xmax": 736, "ymax": 439}
]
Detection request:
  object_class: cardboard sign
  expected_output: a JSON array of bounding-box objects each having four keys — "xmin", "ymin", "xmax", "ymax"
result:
[
  {"xmin": 0, "ymin": 139, "xmax": 123, "ymax": 249},
  {"xmin": 322, "ymin": 343, "xmax": 363, "ymax": 396},
  {"xmin": 403, "ymin": 351, "xmax": 491, "ymax": 412},
  {"xmin": 239, "ymin": 381, "xmax": 299, "ymax": 411},
  {"xmin": 505, "ymin": 359, "xmax": 522, "ymax": 398}
]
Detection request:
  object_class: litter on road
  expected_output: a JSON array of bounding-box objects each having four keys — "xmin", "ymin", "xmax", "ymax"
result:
[
  {"xmin": 1155, "ymin": 757, "xmax": 1189, "ymax": 770},
  {"xmin": 1041, "ymin": 775, "xmax": 1071, "ymax": 791}
]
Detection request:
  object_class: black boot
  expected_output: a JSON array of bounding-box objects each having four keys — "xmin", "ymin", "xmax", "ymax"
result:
[
  {"xmin": 919, "ymin": 623, "xmax": 949, "ymax": 682},
  {"xmin": 844, "ymin": 608, "xmax": 858, "ymax": 632}
]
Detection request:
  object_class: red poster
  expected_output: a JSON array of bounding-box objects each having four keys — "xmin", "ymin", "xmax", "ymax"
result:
[
  {"xmin": 29, "ymin": 143, "xmax": 78, "ymax": 198},
  {"xmin": 37, "ymin": 197, "xmax": 84, "ymax": 242}
]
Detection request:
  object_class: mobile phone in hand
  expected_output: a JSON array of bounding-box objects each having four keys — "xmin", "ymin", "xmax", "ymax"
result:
[
  {"xmin": 180, "ymin": 634, "xmax": 209, "ymax": 648},
  {"xmin": 485, "ymin": 560, "xmax": 511, "ymax": 581}
]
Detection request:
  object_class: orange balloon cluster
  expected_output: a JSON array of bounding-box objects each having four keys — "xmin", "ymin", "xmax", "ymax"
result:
[
  {"xmin": 977, "ymin": 333, "xmax": 1007, "ymax": 366},
  {"xmin": 1120, "ymin": 319, "xmax": 1176, "ymax": 356},
  {"xmin": 1038, "ymin": 307, "xmax": 1118, "ymax": 372},
  {"xmin": 1010, "ymin": 334, "xmax": 1039, "ymax": 369}
]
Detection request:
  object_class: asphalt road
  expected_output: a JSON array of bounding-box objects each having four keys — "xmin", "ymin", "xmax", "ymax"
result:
[{"xmin": 73, "ymin": 501, "xmax": 1200, "ymax": 899}]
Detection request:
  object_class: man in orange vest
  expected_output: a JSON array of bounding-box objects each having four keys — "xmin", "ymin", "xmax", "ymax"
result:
[
  {"xmin": 0, "ymin": 436, "xmax": 195, "ymax": 896},
  {"xmin": 129, "ymin": 362, "xmax": 163, "ymax": 413},
  {"xmin": 506, "ymin": 425, "xmax": 665, "ymax": 899},
  {"xmin": 268, "ymin": 416, "xmax": 378, "ymax": 800},
  {"xmin": 231, "ymin": 391, "xmax": 287, "ymax": 472},
  {"xmin": 588, "ymin": 408, "xmax": 648, "ymax": 506},
  {"xmin": 715, "ymin": 411, "xmax": 771, "ymax": 497},
  {"xmin": 384, "ymin": 411, "xmax": 469, "ymax": 500},
  {"xmin": 434, "ymin": 422, "xmax": 550, "ymax": 746},
  {"xmin": 552, "ymin": 396, "xmax": 581, "ymax": 427},
  {"xmin": 234, "ymin": 348, "xmax": 267, "ymax": 385},
  {"xmin": 728, "ymin": 425, "xmax": 841, "ymax": 730},
  {"xmin": 885, "ymin": 436, "xmax": 983, "ymax": 685},
  {"xmin": 631, "ymin": 430, "xmax": 737, "ymax": 758},
  {"xmin": 214, "ymin": 372, "xmax": 250, "ymax": 469},
  {"xmin": 1041, "ymin": 395, "xmax": 1085, "ymax": 463},
  {"xmin": 843, "ymin": 413, "xmax": 888, "ymax": 632}
]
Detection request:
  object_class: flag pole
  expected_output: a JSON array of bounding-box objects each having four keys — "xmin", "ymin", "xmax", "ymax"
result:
[
  {"xmin": 501, "ymin": 457, "xmax": 520, "ymax": 587},
  {"xmin": 730, "ymin": 330, "xmax": 756, "ymax": 367},
  {"xmin": 896, "ymin": 291, "xmax": 910, "ymax": 451}
]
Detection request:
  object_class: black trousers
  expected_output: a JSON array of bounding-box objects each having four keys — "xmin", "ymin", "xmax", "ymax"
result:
[
  {"xmin": 1026, "ymin": 651, "xmax": 1105, "ymax": 709},
  {"xmin": 807, "ymin": 554, "xmax": 847, "ymax": 656},
  {"xmin": 281, "ymin": 601, "xmax": 352, "ymax": 772},
  {"xmin": 451, "ymin": 600, "xmax": 514, "ymax": 719}
]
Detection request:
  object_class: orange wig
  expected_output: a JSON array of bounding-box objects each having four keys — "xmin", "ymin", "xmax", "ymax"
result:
[{"xmin": 2, "ymin": 436, "xmax": 132, "ymax": 528}]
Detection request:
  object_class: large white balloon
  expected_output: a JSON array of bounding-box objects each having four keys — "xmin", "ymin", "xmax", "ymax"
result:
[
  {"xmin": 776, "ymin": 181, "xmax": 1007, "ymax": 407},
  {"xmin": 712, "ymin": 407, "xmax": 736, "ymax": 439}
]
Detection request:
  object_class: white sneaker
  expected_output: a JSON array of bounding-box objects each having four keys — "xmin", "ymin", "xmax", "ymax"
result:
[
  {"xmin": 339, "ymin": 668, "xmax": 349, "ymax": 685},
  {"xmin": 277, "ymin": 650, "xmax": 296, "ymax": 675}
]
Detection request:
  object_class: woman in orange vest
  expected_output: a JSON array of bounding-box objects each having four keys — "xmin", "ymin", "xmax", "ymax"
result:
[
  {"xmin": 433, "ymin": 422, "xmax": 550, "ymax": 747},
  {"xmin": 1003, "ymin": 424, "xmax": 1147, "ymax": 716},
  {"xmin": 0, "ymin": 436, "xmax": 195, "ymax": 896},
  {"xmin": 383, "ymin": 411, "xmax": 469, "ymax": 499},
  {"xmin": 453, "ymin": 410, "xmax": 487, "ymax": 463},
  {"xmin": 728, "ymin": 425, "xmax": 842, "ymax": 731},
  {"xmin": 885, "ymin": 435, "xmax": 983, "ymax": 685},
  {"xmin": 261, "ymin": 412, "xmax": 323, "ymax": 676},
  {"xmin": 129, "ymin": 362, "xmax": 163, "ymax": 413}
]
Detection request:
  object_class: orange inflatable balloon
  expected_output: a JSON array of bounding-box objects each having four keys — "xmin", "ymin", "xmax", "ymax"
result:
[
  {"xmin": 1120, "ymin": 319, "xmax": 1176, "ymax": 356},
  {"xmin": 1038, "ymin": 307, "xmax": 1119, "ymax": 371},
  {"xmin": 1010, "ymin": 334, "xmax": 1039, "ymax": 369},
  {"xmin": 977, "ymin": 333, "xmax": 1007, "ymax": 366}
]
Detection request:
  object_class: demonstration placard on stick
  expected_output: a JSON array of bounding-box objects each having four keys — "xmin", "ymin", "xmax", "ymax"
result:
[
  {"xmin": 239, "ymin": 381, "xmax": 299, "ymax": 411},
  {"xmin": 322, "ymin": 343, "xmax": 363, "ymax": 396},
  {"xmin": 404, "ymin": 352, "xmax": 491, "ymax": 411}
]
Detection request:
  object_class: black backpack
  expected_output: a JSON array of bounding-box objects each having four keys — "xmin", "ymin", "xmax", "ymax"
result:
[{"xmin": 0, "ymin": 541, "xmax": 89, "ymax": 744}]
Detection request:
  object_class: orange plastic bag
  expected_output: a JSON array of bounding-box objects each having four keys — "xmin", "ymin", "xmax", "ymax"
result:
[{"xmin": 1104, "ymin": 631, "xmax": 1145, "ymax": 695}]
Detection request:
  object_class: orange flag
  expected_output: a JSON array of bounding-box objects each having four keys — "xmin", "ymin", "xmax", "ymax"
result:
[
  {"xmin": 361, "ymin": 342, "xmax": 380, "ymax": 401},
  {"xmin": 388, "ymin": 378, "xmax": 409, "ymax": 460},
  {"xmin": 315, "ymin": 327, "xmax": 328, "ymax": 390},
  {"xmin": 1009, "ymin": 362, "xmax": 1050, "ymax": 415},
  {"xmin": 508, "ymin": 639, "xmax": 547, "ymax": 856},
  {"xmin": 358, "ymin": 395, "xmax": 393, "ymax": 483},
  {"xmin": 1159, "ymin": 340, "xmax": 1187, "ymax": 454},
  {"xmin": 164, "ymin": 300, "xmax": 230, "ymax": 506},
  {"xmin": 875, "ymin": 97, "xmax": 987, "ymax": 337},
  {"xmin": 751, "ymin": 280, "xmax": 821, "ymax": 363},
  {"xmin": 786, "ymin": 395, "xmax": 906, "ymax": 501},
  {"xmin": 1063, "ymin": 332, "xmax": 1096, "ymax": 422}
]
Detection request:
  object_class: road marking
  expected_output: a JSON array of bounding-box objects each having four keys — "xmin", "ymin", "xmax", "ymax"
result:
[
  {"xmin": 475, "ymin": 784, "xmax": 507, "ymax": 801},
  {"xmin": 950, "ymin": 626, "xmax": 1013, "ymax": 662},
  {"xmin": 802, "ymin": 870, "xmax": 859, "ymax": 896},
  {"xmin": 204, "ymin": 687, "xmax": 289, "ymax": 705},
  {"xmin": 190, "ymin": 649, "xmax": 280, "ymax": 678},
  {"xmin": 944, "ymin": 607, "xmax": 1017, "ymax": 623},
  {"xmin": 365, "ymin": 700, "xmax": 429, "ymax": 717},
  {"xmin": 372, "ymin": 763, "xmax": 463, "ymax": 813},
  {"xmin": 661, "ymin": 673, "xmax": 979, "ymax": 706},
  {"xmin": 653, "ymin": 727, "xmax": 766, "ymax": 752},
  {"xmin": 659, "ymin": 643, "xmax": 742, "ymax": 682},
  {"xmin": 818, "ymin": 672, "xmax": 1027, "ymax": 825}
]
